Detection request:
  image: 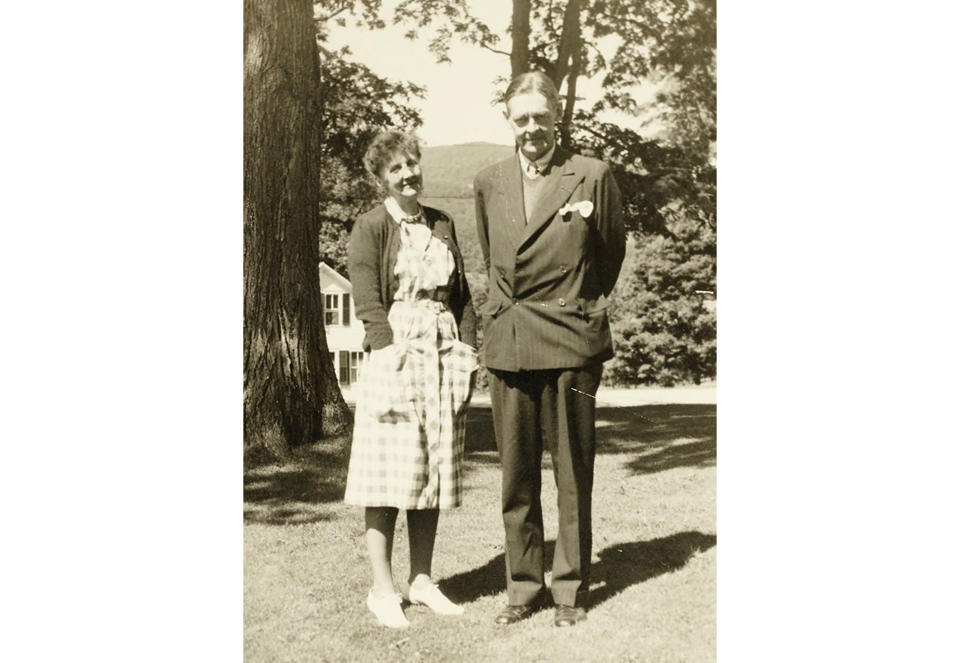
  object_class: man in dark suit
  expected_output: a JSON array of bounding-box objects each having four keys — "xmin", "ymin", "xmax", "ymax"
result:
[{"xmin": 474, "ymin": 71, "xmax": 626, "ymax": 627}]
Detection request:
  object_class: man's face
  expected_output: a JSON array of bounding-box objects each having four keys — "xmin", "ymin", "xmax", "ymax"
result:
[{"xmin": 505, "ymin": 92, "xmax": 557, "ymax": 162}]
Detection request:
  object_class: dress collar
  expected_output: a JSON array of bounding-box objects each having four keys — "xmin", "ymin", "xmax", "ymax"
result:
[{"xmin": 384, "ymin": 196, "xmax": 425, "ymax": 224}]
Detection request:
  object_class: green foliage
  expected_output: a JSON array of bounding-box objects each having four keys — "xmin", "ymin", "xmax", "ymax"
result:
[
  {"xmin": 393, "ymin": 0, "xmax": 506, "ymax": 63},
  {"xmin": 607, "ymin": 220, "xmax": 715, "ymax": 386}
]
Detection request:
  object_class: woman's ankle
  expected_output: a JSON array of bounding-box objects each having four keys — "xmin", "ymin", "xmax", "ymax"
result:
[
  {"xmin": 409, "ymin": 573, "xmax": 433, "ymax": 588},
  {"xmin": 371, "ymin": 583, "xmax": 397, "ymax": 597}
]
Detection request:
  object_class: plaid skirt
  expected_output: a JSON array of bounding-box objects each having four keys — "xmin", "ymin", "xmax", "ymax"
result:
[{"xmin": 343, "ymin": 304, "xmax": 478, "ymax": 510}]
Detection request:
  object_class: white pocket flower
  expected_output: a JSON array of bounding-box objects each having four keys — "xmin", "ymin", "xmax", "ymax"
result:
[{"xmin": 559, "ymin": 200, "xmax": 594, "ymax": 218}]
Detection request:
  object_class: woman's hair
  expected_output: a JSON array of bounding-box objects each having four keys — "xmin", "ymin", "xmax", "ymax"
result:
[
  {"xmin": 503, "ymin": 71, "xmax": 562, "ymax": 116},
  {"xmin": 362, "ymin": 130, "xmax": 421, "ymax": 180}
]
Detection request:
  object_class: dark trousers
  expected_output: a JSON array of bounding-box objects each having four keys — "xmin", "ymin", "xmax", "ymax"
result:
[{"xmin": 488, "ymin": 363, "xmax": 602, "ymax": 607}]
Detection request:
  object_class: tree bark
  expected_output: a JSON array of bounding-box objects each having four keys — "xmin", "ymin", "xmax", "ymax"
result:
[
  {"xmin": 558, "ymin": 28, "xmax": 581, "ymax": 149},
  {"xmin": 511, "ymin": 0, "xmax": 531, "ymax": 77},
  {"xmin": 553, "ymin": 0, "xmax": 582, "ymax": 148},
  {"xmin": 244, "ymin": 0, "xmax": 351, "ymax": 451}
]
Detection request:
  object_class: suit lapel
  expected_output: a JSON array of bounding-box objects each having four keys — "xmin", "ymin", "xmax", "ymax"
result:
[
  {"xmin": 520, "ymin": 149, "xmax": 581, "ymax": 247},
  {"xmin": 494, "ymin": 155, "xmax": 526, "ymax": 251}
]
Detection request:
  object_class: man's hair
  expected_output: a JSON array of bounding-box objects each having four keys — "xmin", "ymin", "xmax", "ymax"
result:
[
  {"xmin": 362, "ymin": 130, "xmax": 421, "ymax": 180},
  {"xmin": 503, "ymin": 71, "xmax": 562, "ymax": 117}
]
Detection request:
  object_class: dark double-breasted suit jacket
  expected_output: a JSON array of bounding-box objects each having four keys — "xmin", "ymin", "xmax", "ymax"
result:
[
  {"xmin": 474, "ymin": 147, "xmax": 627, "ymax": 606},
  {"xmin": 473, "ymin": 148, "xmax": 626, "ymax": 372}
]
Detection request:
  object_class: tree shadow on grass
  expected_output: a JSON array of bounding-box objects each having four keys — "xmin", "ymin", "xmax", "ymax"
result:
[
  {"xmin": 595, "ymin": 404, "xmax": 716, "ymax": 476},
  {"xmin": 439, "ymin": 531, "xmax": 716, "ymax": 607},
  {"xmin": 243, "ymin": 402, "xmax": 715, "ymax": 525},
  {"xmin": 463, "ymin": 404, "xmax": 716, "ymax": 476},
  {"xmin": 589, "ymin": 531, "xmax": 716, "ymax": 608},
  {"xmin": 243, "ymin": 436, "xmax": 350, "ymax": 525}
]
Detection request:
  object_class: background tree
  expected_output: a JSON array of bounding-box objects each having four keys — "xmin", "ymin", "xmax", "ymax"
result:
[
  {"xmin": 244, "ymin": 0, "xmax": 352, "ymax": 452},
  {"xmin": 580, "ymin": 1, "xmax": 716, "ymax": 385}
]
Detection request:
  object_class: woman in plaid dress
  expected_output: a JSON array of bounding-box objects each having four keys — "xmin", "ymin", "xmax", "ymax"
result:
[{"xmin": 344, "ymin": 131, "xmax": 478, "ymax": 628}]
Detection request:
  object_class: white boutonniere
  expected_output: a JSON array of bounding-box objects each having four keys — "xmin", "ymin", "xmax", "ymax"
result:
[{"xmin": 559, "ymin": 200, "xmax": 594, "ymax": 219}]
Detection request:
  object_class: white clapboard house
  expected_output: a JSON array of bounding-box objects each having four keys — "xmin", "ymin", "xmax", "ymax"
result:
[{"xmin": 319, "ymin": 262, "xmax": 367, "ymax": 388}]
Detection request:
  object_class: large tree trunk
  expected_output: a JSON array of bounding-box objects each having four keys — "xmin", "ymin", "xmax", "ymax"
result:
[
  {"xmin": 244, "ymin": 0, "xmax": 351, "ymax": 451},
  {"xmin": 511, "ymin": 0, "xmax": 531, "ymax": 77}
]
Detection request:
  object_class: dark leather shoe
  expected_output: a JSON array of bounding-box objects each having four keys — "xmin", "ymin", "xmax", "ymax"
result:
[
  {"xmin": 554, "ymin": 605, "xmax": 587, "ymax": 627},
  {"xmin": 494, "ymin": 604, "xmax": 534, "ymax": 625}
]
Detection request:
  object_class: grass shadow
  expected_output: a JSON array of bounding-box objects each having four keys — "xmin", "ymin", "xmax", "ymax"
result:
[
  {"xmin": 439, "ymin": 551, "xmax": 505, "ymax": 603},
  {"xmin": 243, "ymin": 403, "xmax": 715, "ymax": 525},
  {"xmin": 595, "ymin": 404, "xmax": 716, "ymax": 475},
  {"xmin": 464, "ymin": 404, "xmax": 716, "ymax": 476},
  {"xmin": 440, "ymin": 531, "xmax": 715, "ymax": 608},
  {"xmin": 589, "ymin": 531, "xmax": 717, "ymax": 608},
  {"xmin": 243, "ymin": 436, "xmax": 350, "ymax": 525},
  {"xmin": 439, "ymin": 541, "xmax": 557, "ymax": 604}
]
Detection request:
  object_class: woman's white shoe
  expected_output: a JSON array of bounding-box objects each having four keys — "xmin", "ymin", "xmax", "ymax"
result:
[
  {"xmin": 408, "ymin": 580, "xmax": 464, "ymax": 616},
  {"xmin": 366, "ymin": 589, "xmax": 409, "ymax": 628}
]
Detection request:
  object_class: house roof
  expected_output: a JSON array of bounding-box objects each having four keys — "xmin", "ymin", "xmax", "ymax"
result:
[{"xmin": 318, "ymin": 262, "xmax": 351, "ymax": 292}]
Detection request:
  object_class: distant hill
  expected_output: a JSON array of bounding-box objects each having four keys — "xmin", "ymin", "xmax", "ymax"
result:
[{"xmin": 420, "ymin": 142, "xmax": 514, "ymax": 198}]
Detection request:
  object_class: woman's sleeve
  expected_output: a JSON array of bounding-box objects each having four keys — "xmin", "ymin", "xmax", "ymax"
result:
[{"xmin": 347, "ymin": 217, "xmax": 393, "ymax": 350}]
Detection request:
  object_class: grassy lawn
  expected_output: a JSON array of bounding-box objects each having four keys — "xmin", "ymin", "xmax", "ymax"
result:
[{"xmin": 244, "ymin": 403, "xmax": 716, "ymax": 662}]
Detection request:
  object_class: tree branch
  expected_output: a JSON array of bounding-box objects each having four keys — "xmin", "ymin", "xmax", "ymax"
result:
[
  {"xmin": 315, "ymin": 5, "xmax": 350, "ymax": 23},
  {"xmin": 480, "ymin": 41, "xmax": 511, "ymax": 57},
  {"xmin": 591, "ymin": 9, "xmax": 652, "ymax": 36}
]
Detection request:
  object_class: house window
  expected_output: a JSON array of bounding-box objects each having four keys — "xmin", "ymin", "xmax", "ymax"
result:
[
  {"xmin": 349, "ymin": 351, "xmax": 363, "ymax": 384},
  {"xmin": 342, "ymin": 293, "xmax": 351, "ymax": 326},
  {"xmin": 338, "ymin": 350, "xmax": 365, "ymax": 385},
  {"xmin": 324, "ymin": 293, "xmax": 340, "ymax": 326}
]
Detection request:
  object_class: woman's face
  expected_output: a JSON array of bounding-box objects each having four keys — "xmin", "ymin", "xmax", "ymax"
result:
[{"xmin": 379, "ymin": 150, "xmax": 423, "ymax": 202}]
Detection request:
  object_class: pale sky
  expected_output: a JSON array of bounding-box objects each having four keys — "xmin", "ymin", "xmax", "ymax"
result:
[
  {"xmin": 326, "ymin": 3, "xmax": 513, "ymax": 146},
  {"xmin": 326, "ymin": 2, "xmax": 654, "ymax": 147}
]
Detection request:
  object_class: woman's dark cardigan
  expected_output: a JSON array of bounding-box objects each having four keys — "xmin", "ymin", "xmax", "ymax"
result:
[{"xmin": 347, "ymin": 203, "xmax": 477, "ymax": 352}]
